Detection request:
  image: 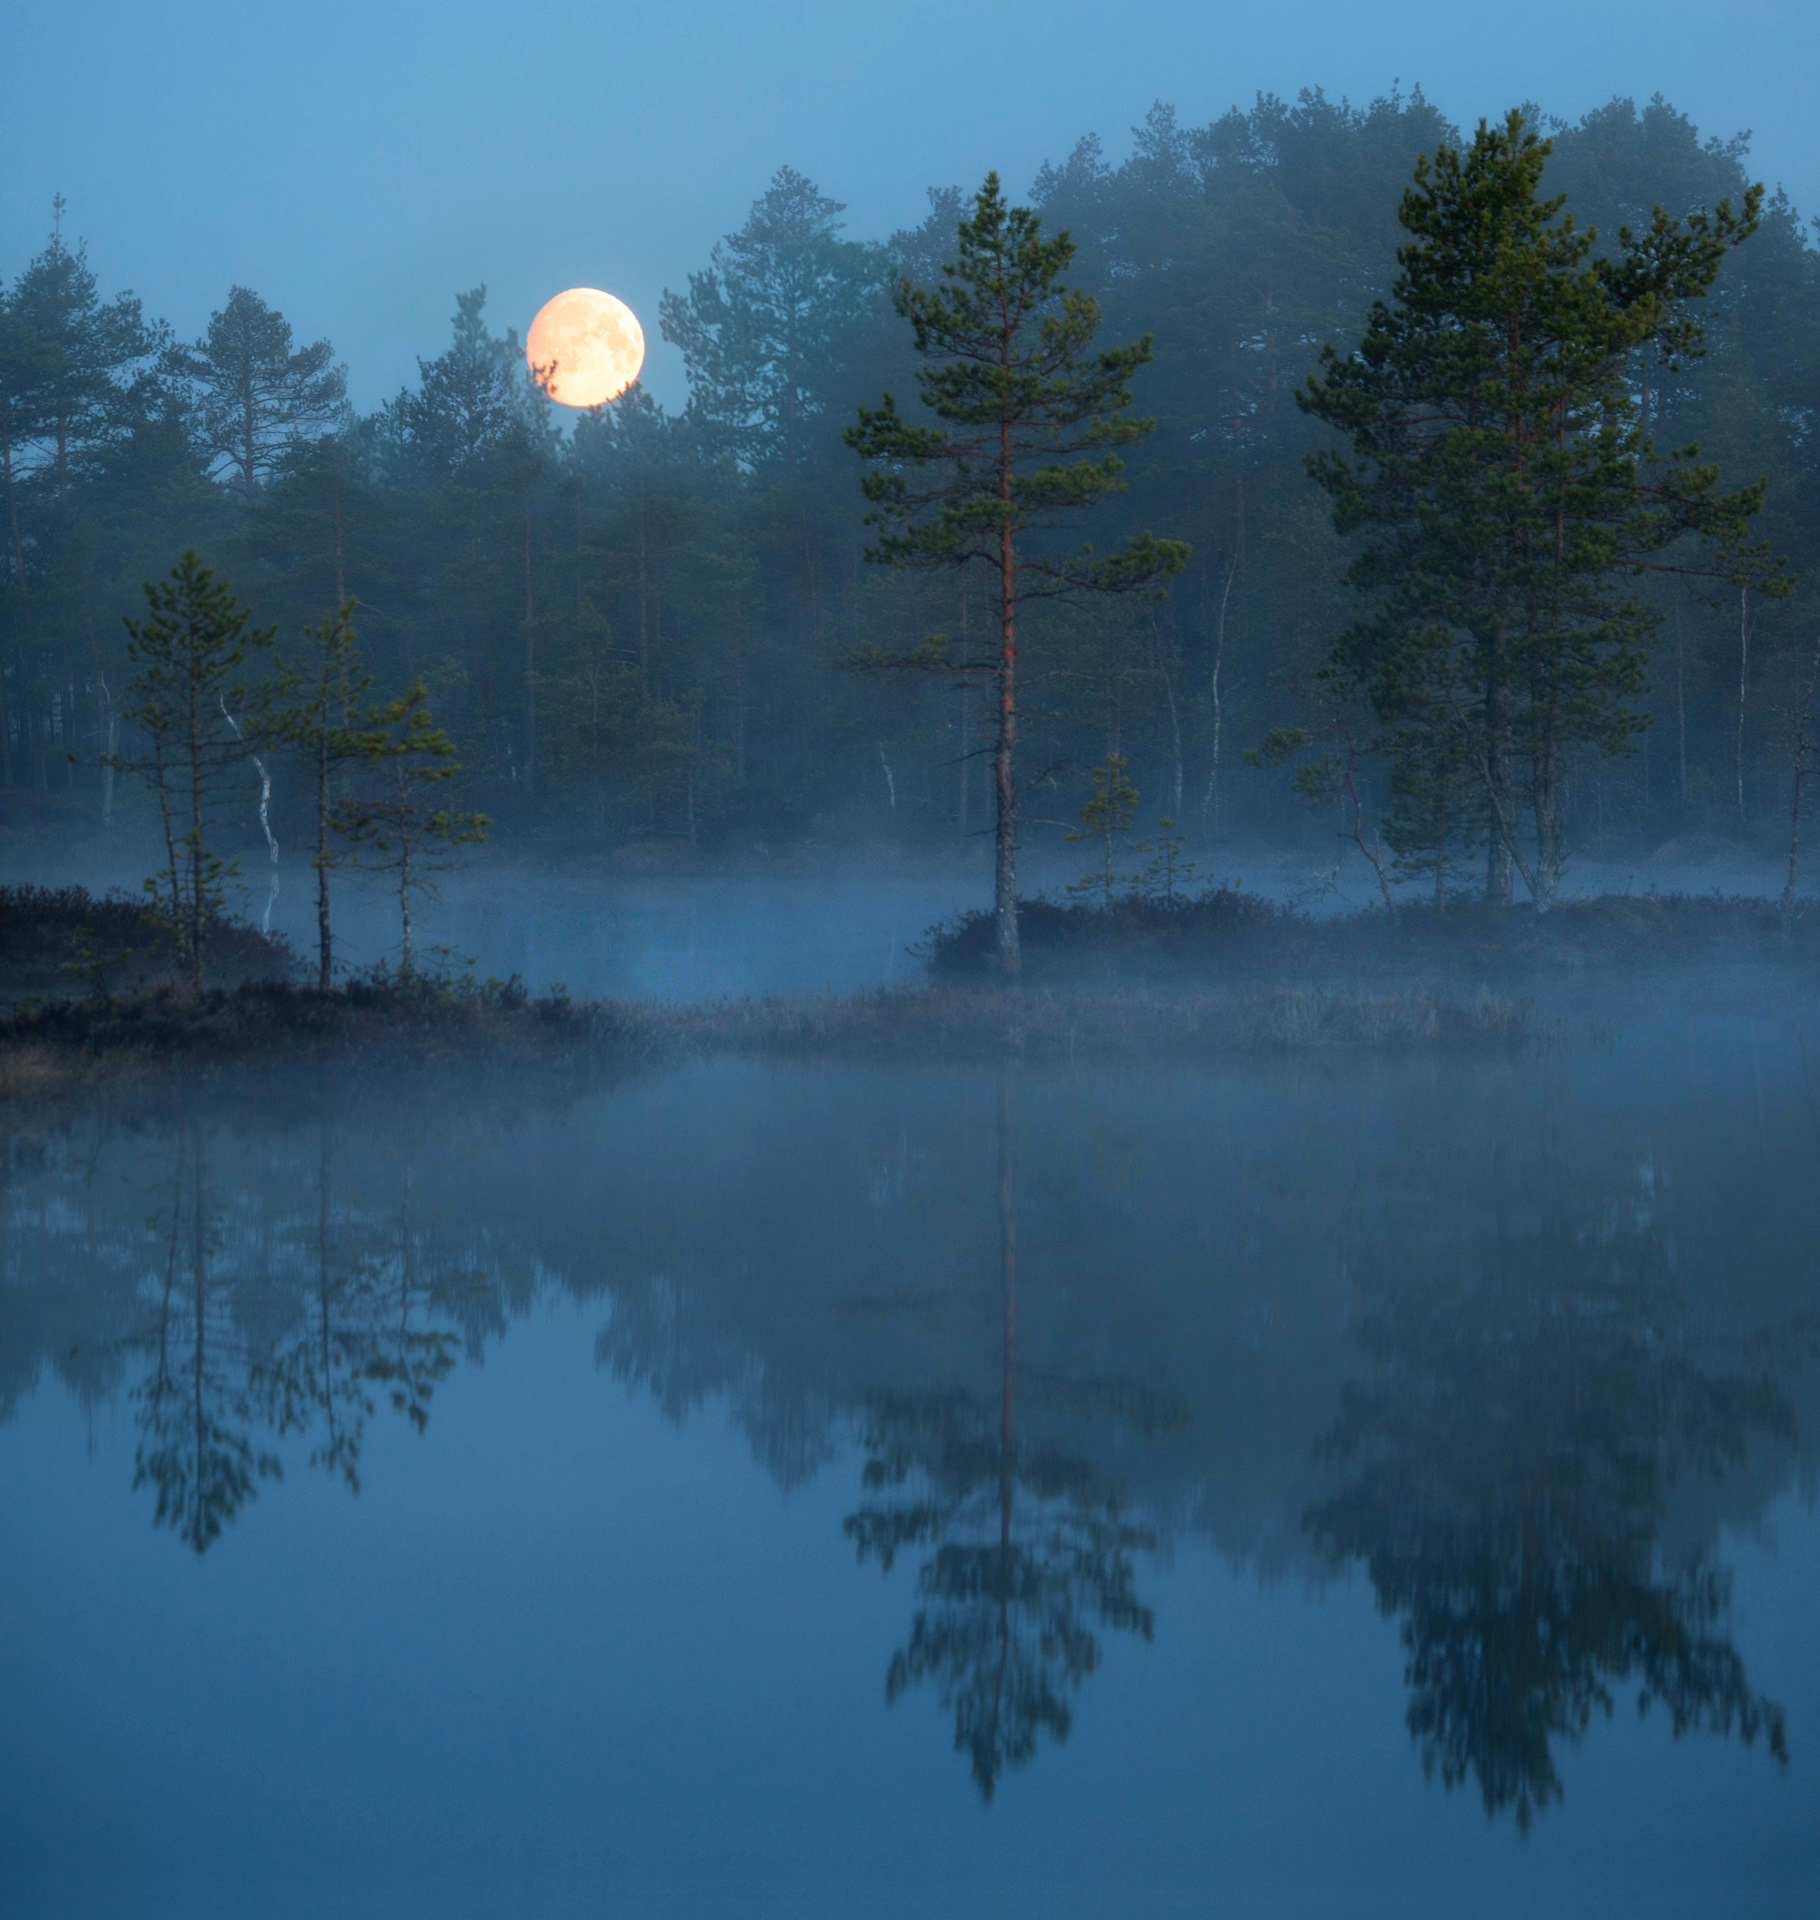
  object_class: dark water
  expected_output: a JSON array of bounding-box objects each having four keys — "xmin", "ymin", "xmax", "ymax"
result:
[{"xmin": 3, "ymin": 1005, "xmax": 1818, "ymax": 1916}]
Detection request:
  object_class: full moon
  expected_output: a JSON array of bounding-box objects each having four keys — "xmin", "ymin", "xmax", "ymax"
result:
[{"xmin": 526, "ymin": 288, "xmax": 645, "ymax": 408}]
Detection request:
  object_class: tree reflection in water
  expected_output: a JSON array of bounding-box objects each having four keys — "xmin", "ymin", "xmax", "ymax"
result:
[
  {"xmin": 1309, "ymin": 1121, "xmax": 1795, "ymax": 1827},
  {"xmin": 128, "ymin": 1121, "xmax": 458, "ymax": 1553},
  {"xmin": 845, "ymin": 1079, "xmax": 1177, "ymax": 1800},
  {"xmin": 4, "ymin": 1043, "xmax": 1816, "ymax": 1809},
  {"xmin": 131, "ymin": 1125, "xmax": 281, "ymax": 1553}
]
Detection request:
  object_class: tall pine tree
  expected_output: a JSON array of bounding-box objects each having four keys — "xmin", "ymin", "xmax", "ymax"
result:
[
  {"xmin": 1301, "ymin": 111, "xmax": 1784, "ymax": 904},
  {"xmin": 848, "ymin": 175, "xmax": 1188, "ymax": 972}
]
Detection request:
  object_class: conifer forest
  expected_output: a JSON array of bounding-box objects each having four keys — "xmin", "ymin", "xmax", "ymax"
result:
[{"xmin": 6, "ymin": 90, "xmax": 1816, "ymax": 896}]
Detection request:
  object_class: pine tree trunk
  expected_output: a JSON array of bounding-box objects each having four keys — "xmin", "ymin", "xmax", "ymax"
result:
[
  {"xmin": 1484, "ymin": 639, "xmax": 1515, "ymax": 905},
  {"xmin": 94, "ymin": 651, "xmax": 115, "ymax": 827},
  {"xmin": 523, "ymin": 510, "xmax": 537, "ymax": 795},
  {"xmin": 1531, "ymin": 737, "xmax": 1564, "ymax": 909},
  {"xmin": 332, "ymin": 476, "xmax": 347, "ymax": 610},
  {"xmin": 958, "ymin": 576, "xmax": 972, "ymax": 835},
  {"xmin": 1676, "ymin": 611, "xmax": 1688, "ymax": 809},
  {"xmin": 316, "ymin": 734, "xmax": 332, "ymax": 991},
  {"xmin": 995, "ymin": 504, "xmax": 1020, "ymax": 977},
  {"xmin": 153, "ymin": 734, "xmax": 181, "ymax": 938},
  {"xmin": 1202, "ymin": 548, "xmax": 1238, "ymax": 834},
  {"xmin": 1, "ymin": 395, "xmax": 24, "ymax": 788},
  {"xmin": 958, "ymin": 682, "xmax": 971, "ymax": 837},
  {"xmin": 997, "ymin": 1072, "xmax": 1017, "ymax": 1562},
  {"xmin": 399, "ymin": 842, "xmax": 414, "ymax": 976},
  {"xmin": 1736, "ymin": 586, "xmax": 1751, "ymax": 828},
  {"xmin": 188, "ymin": 667, "xmax": 205, "ymax": 990},
  {"xmin": 636, "ymin": 508, "xmax": 649, "ymax": 700},
  {"xmin": 1165, "ymin": 669, "xmax": 1183, "ymax": 817}
]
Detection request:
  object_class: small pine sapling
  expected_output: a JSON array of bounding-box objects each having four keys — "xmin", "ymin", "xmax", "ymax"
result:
[
  {"xmin": 1136, "ymin": 816, "xmax": 1198, "ymax": 906},
  {"xmin": 269, "ymin": 600, "xmax": 377, "ymax": 989},
  {"xmin": 334, "ymin": 686, "xmax": 488, "ymax": 976},
  {"xmin": 1067, "ymin": 754, "xmax": 1139, "ymax": 912}
]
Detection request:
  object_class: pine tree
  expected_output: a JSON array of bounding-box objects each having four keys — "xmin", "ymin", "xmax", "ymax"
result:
[
  {"xmin": 1136, "ymin": 816, "xmax": 1197, "ymax": 905},
  {"xmin": 184, "ymin": 287, "xmax": 347, "ymax": 506},
  {"xmin": 847, "ymin": 175, "xmax": 1189, "ymax": 973},
  {"xmin": 269, "ymin": 601, "xmax": 382, "ymax": 989},
  {"xmin": 1300, "ymin": 111, "xmax": 1786, "ymax": 905},
  {"xmin": 1066, "ymin": 753, "xmax": 1138, "ymax": 910},
  {"xmin": 379, "ymin": 287, "xmax": 528, "ymax": 481},
  {"xmin": 334, "ymin": 691, "xmax": 487, "ymax": 975},
  {"xmin": 661, "ymin": 168, "xmax": 876, "ymax": 472},
  {"xmin": 2, "ymin": 200, "xmax": 166, "ymax": 511},
  {"xmin": 116, "ymin": 550, "xmax": 276, "ymax": 988}
]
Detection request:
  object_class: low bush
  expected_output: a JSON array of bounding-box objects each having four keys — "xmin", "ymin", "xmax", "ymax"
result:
[
  {"xmin": 0, "ymin": 885, "xmax": 295, "ymax": 1000},
  {"xmin": 923, "ymin": 887, "xmax": 1820, "ymax": 981}
]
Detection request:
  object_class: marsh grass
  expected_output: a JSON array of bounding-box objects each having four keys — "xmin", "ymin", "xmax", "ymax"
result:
[{"xmin": 0, "ymin": 969, "xmax": 1531, "ymax": 1100}]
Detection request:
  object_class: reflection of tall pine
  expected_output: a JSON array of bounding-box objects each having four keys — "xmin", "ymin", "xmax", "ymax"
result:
[
  {"xmin": 844, "ymin": 1081, "xmax": 1168, "ymax": 1799},
  {"xmin": 848, "ymin": 176, "xmax": 1188, "ymax": 974}
]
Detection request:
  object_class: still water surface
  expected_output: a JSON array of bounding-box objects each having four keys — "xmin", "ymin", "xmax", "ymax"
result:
[{"xmin": 2, "ymin": 1004, "xmax": 1817, "ymax": 1915}]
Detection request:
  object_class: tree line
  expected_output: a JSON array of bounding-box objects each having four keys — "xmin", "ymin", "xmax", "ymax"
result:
[{"xmin": 3, "ymin": 88, "xmax": 1815, "ymax": 908}]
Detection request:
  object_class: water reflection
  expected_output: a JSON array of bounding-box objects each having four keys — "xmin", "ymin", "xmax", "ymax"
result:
[
  {"xmin": 845, "ymin": 1081, "xmax": 1175, "ymax": 1798},
  {"xmin": 1307, "ymin": 1110, "xmax": 1795, "ymax": 1825},
  {"xmin": 2, "ymin": 1022, "xmax": 1814, "ymax": 1821},
  {"xmin": 130, "ymin": 1126, "xmax": 280, "ymax": 1551}
]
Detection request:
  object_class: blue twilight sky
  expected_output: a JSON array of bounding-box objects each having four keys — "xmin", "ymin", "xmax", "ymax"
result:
[{"xmin": 3, "ymin": 0, "xmax": 1816, "ymax": 413}]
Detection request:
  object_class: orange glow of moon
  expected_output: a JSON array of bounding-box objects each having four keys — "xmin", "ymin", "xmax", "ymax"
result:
[{"xmin": 526, "ymin": 288, "xmax": 645, "ymax": 407}]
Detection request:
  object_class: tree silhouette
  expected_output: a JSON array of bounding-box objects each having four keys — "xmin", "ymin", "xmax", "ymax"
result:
[
  {"xmin": 182, "ymin": 285, "xmax": 347, "ymax": 506},
  {"xmin": 847, "ymin": 175, "xmax": 1188, "ymax": 972}
]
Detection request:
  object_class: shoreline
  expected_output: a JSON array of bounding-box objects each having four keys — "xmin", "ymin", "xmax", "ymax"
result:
[
  {"xmin": 8, "ymin": 883, "xmax": 1820, "ymax": 1100},
  {"xmin": 0, "ymin": 973, "xmax": 1536, "ymax": 1102}
]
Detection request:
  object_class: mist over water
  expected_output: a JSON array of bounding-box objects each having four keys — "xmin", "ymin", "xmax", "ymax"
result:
[
  {"xmin": 2, "ymin": 991, "xmax": 1817, "ymax": 1917},
  {"xmin": 6, "ymin": 831, "xmax": 1810, "ymax": 1001}
]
